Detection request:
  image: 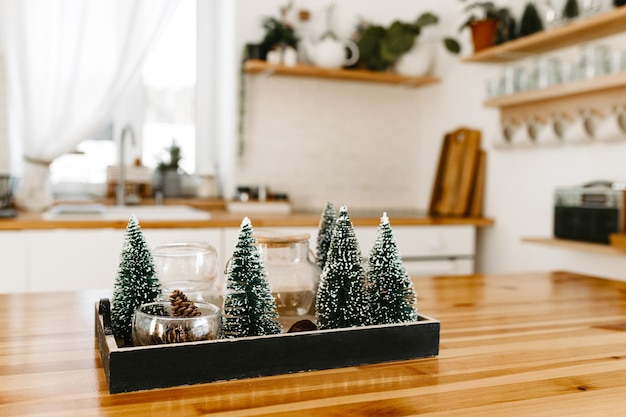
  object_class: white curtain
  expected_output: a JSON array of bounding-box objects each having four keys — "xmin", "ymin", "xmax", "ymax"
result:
[{"xmin": 0, "ymin": 0, "xmax": 179, "ymax": 211}]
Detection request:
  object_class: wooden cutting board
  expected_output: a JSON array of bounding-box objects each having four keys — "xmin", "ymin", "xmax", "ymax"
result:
[
  {"xmin": 429, "ymin": 128, "xmax": 481, "ymax": 217},
  {"xmin": 468, "ymin": 149, "xmax": 486, "ymax": 217}
]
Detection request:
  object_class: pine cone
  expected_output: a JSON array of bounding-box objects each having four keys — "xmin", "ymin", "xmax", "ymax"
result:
[
  {"xmin": 165, "ymin": 325, "xmax": 189, "ymax": 343},
  {"xmin": 169, "ymin": 289, "xmax": 201, "ymax": 317},
  {"xmin": 287, "ymin": 319, "xmax": 318, "ymax": 333}
]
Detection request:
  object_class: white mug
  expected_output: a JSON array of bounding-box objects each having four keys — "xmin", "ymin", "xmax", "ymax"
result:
[
  {"xmin": 556, "ymin": 113, "xmax": 594, "ymax": 144},
  {"xmin": 528, "ymin": 118, "xmax": 562, "ymax": 146},
  {"xmin": 594, "ymin": 107, "xmax": 626, "ymax": 142},
  {"xmin": 266, "ymin": 50, "xmax": 281, "ymax": 65},
  {"xmin": 501, "ymin": 121, "xmax": 533, "ymax": 146}
]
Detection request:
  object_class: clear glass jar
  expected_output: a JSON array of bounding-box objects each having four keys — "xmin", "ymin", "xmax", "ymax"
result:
[
  {"xmin": 152, "ymin": 242, "xmax": 219, "ymax": 303},
  {"xmin": 254, "ymin": 230, "xmax": 321, "ymax": 316}
]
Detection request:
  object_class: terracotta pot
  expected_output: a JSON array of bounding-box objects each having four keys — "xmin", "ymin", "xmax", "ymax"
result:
[{"xmin": 470, "ymin": 19, "xmax": 497, "ymax": 52}]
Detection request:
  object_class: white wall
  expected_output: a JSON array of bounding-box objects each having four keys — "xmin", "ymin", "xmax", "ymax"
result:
[
  {"xmin": 0, "ymin": 53, "xmax": 7, "ymax": 173},
  {"xmin": 235, "ymin": 0, "xmax": 470, "ymax": 211},
  {"xmin": 234, "ymin": 0, "xmax": 626, "ymax": 281}
]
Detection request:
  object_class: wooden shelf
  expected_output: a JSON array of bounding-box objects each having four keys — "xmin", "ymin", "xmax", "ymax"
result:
[
  {"xmin": 522, "ymin": 237, "xmax": 626, "ymax": 256},
  {"xmin": 243, "ymin": 59, "xmax": 440, "ymax": 87},
  {"xmin": 484, "ymin": 71, "xmax": 626, "ymax": 109},
  {"xmin": 609, "ymin": 233, "xmax": 626, "ymax": 250},
  {"xmin": 463, "ymin": 6, "xmax": 626, "ymax": 64}
]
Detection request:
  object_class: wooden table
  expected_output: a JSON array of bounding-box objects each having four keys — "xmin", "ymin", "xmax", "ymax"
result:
[{"xmin": 2, "ymin": 271, "xmax": 626, "ymax": 416}]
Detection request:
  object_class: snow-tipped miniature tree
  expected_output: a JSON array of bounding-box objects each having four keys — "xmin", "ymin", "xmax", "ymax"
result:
[
  {"xmin": 316, "ymin": 205, "xmax": 371, "ymax": 329},
  {"xmin": 112, "ymin": 216, "xmax": 162, "ymax": 343},
  {"xmin": 222, "ymin": 217, "xmax": 282, "ymax": 338},
  {"xmin": 315, "ymin": 202, "xmax": 337, "ymax": 271},
  {"xmin": 368, "ymin": 212, "xmax": 418, "ymax": 324}
]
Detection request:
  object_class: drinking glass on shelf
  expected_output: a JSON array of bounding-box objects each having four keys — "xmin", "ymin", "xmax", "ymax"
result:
[
  {"xmin": 581, "ymin": 0, "xmax": 602, "ymax": 17},
  {"xmin": 152, "ymin": 242, "xmax": 219, "ymax": 302},
  {"xmin": 541, "ymin": 0, "xmax": 562, "ymax": 30},
  {"xmin": 576, "ymin": 45, "xmax": 594, "ymax": 80},
  {"xmin": 546, "ymin": 57, "xmax": 564, "ymax": 86},
  {"xmin": 610, "ymin": 49, "xmax": 626, "ymax": 74},
  {"xmin": 485, "ymin": 77, "xmax": 503, "ymax": 98},
  {"xmin": 528, "ymin": 57, "xmax": 553, "ymax": 90},
  {"xmin": 502, "ymin": 65, "xmax": 527, "ymax": 95},
  {"xmin": 593, "ymin": 44, "xmax": 611, "ymax": 77}
]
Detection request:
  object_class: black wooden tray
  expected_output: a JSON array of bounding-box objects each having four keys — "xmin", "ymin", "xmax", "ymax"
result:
[{"xmin": 95, "ymin": 301, "xmax": 440, "ymax": 394}]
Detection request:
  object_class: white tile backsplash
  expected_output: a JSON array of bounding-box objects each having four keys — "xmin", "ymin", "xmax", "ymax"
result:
[{"xmin": 236, "ymin": 74, "xmax": 428, "ymax": 211}]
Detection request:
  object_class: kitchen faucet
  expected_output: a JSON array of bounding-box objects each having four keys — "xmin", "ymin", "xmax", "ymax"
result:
[{"xmin": 116, "ymin": 124, "xmax": 138, "ymax": 206}]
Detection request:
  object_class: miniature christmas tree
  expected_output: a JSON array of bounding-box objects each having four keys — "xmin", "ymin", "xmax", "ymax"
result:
[
  {"xmin": 562, "ymin": 0, "xmax": 580, "ymax": 19},
  {"xmin": 221, "ymin": 217, "xmax": 282, "ymax": 338},
  {"xmin": 316, "ymin": 205, "xmax": 371, "ymax": 329},
  {"xmin": 111, "ymin": 216, "xmax": 162, "ymax": 343},
  {"xmin": 368, "ymin": 212, "xmax": 418, "ymax": 325},
  {"xmin": 315, "ymin": 202, "xmax": 337, "ymax": 271}
]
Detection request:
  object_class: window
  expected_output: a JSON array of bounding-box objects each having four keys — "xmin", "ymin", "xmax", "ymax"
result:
[
  {"xmin": 49, "ymin": 0, "xmax": 197, "ymax": 196},
  {"xmin": 49, "ymin": 124, "xmax": 115, "ymax": 197},
  {"xmin": 142, "ymin": 0, "xmax": 196, "ymax": 175}
]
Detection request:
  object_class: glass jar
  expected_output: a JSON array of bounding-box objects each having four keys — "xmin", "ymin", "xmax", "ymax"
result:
[
  {"xmin": 254, "ymin": 230, "xmax": 321, "ymax": 316},
  {"xmin": 152, "ymin": 242, "xmax": 219, "ymax": 302}
]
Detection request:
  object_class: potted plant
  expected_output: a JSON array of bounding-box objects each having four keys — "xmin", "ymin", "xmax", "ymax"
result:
[
  {"xmin": 458, "ymin": 1, "xmax": 505, "ymax": 52},
  {"xmin": 154, "ymin": 140, "xmax": 183, "ymax": 198},
  {"xmin": 356, "ymin": 12, "xmax": 461, "ymax": 73},
  {"xmin": 259, "ymin": 2, "xmax": 299, "ymax": 64}
]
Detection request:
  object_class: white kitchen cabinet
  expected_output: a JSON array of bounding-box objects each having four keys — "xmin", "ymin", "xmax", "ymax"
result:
[
  {"xmin": 355, "ymin": 225, "xmax": 474, "ymax": 257},
  {"xmin": 224, "ymin": 224, "xmax": 475, "ymax": 278},
  {"xmin": 0, "ymin": 231, "xmax": 28, "ymax": 293},
  {"xmin": 8, "ymin": 223, "xmax": 477, "ymax": 293},
  {"xmin": 27, "ymin": 228, "xmax": 223, "ymax": 293},
  {"xmin": 354, "ymin": 225, "xmax": 475, "ymax": 276},
  {"xmin": 29, "ymin": 229, "xmax": 121, "ymax": 292}
]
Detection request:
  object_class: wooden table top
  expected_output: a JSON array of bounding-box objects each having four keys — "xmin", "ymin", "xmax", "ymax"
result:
[{"xmin": 2, "ymin": 271, "xmax": 626, "ymax": 416}]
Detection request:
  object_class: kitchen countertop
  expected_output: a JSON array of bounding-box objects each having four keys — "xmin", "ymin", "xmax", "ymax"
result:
[
  {"xmin": 0, "ymin": 200, "xmax": 495, "ymax": 230},
  {"xmin": 2, "ymin": 271, "xmax": 626, "ymax": 416}
]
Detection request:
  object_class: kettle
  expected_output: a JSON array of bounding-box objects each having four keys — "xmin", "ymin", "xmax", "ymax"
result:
[{"xmin": 302, "ymin": 35, "xmax": 359, "ymax": 69}]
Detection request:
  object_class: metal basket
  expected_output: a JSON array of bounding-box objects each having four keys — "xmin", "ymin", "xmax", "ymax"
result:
[{"xmin": 0, "ymin": 175, "xmax": 18, "ymax": 209}]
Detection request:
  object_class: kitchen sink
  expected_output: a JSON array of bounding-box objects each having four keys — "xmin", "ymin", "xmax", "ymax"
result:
[{"xmin": 44, "ymin": 204, "xmax": 211, "ymax": 221}]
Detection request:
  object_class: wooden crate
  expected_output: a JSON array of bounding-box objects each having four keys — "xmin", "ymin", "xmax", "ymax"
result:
[{"xmin": 95, "ymin": 302, "xmax": 440, "ymax": 394}]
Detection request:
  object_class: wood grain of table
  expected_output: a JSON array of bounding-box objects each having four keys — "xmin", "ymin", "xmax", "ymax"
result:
[{"xmin": 1, "ymin": 271, "xmax": 626, "ymax": 416}]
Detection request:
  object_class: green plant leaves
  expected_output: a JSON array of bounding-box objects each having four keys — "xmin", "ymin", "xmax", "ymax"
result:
[
  {"xmin": 444, "ymin": 37, "xmax": 462, "ymax": 54},
  {"xmin": 356, "ymin": 12, "xmax": 442, "ymax": 72},
  {"xmin": 381, "ymin": 21, "xmax": 416, "ymax": 63},
  {"xmin": 415, "ymin": 12, "xmax": 439, "ymax": 28},
  {"xmin": 357, "ymin": 25, "xmax": 388, "ymax": 71}
]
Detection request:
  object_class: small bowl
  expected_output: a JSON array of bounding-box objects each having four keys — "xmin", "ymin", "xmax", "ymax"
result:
[{"xmin": 131, "ymin": 301, "xmax": 221, "ymax": 346}]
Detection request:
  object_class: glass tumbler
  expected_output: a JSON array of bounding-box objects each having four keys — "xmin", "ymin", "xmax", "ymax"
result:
[
  {"xmin": 152, "ymin": 242, "xmax": 218, "ymax": 301},
  {"xmin": 254, "ymin": 230, "xmax": 321, "ymax": 316}
]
